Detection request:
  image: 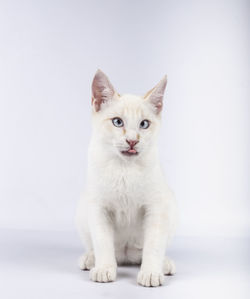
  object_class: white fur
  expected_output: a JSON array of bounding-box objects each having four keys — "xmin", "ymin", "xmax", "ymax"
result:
[{"xmin": 76, "ymin": 70, "xmax": 177, "ymax": 287}]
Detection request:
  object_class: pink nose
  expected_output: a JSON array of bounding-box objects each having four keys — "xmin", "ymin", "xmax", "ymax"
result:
[{"xmin": 126, "ymin": 139, "xmax": 138, "ymax": 148}]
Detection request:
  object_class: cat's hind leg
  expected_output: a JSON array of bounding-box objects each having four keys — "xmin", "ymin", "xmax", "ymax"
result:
[
  {"xmin": 79, "ymin": 250, "xmax": 95, "ymax": 270},
  {"xmin": 77, "ymin": 224, "xmax": 95, "ymax": 270},
  {"xmin": 163, "ymin": 256, "xmax": 176, "ymax": 275}
]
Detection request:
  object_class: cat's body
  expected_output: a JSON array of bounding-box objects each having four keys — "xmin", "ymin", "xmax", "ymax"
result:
[{"xmin": 76, "ymin": 71, "xmax": 177, "ymax": 287}]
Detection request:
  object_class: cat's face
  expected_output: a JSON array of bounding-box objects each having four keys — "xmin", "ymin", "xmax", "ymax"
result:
[{"xmin": 91, "ymin": 70, "xmax": 167, "ymax": 160}]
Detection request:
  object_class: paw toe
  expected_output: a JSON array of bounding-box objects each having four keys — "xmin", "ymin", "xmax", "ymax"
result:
[
  {"xmin": 90, "ymin": 266, "xmax": 117, "ymax": 283},
  {"xmin": 137, "ymin": 270, "xmax": 164, "ymax": 287}
]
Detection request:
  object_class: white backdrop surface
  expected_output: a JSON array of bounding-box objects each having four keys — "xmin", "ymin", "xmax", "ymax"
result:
[{"xmin": 1, "ymin": 0, "xmax": 249, "ymax": 237}]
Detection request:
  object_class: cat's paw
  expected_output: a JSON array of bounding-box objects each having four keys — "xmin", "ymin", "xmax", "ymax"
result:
[
  {"xmin": 90, "ymin": 266, "xmax": 117, "ymax": 283},
  {"xmin": 137, "ymin": 270, "xmax": 164, "ymax": 287},
  {"xmin": 163, "ymin": 257, "xmax": 176, "ymax": 275},
  {"xmin": 79, "ymin": 252, "xmax": 95, "ymax": 270}
]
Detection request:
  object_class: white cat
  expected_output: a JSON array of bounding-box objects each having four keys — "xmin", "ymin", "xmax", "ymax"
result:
[{"xmin": 76, "ymin": 70, "xmax": 177, "ymax": 287}]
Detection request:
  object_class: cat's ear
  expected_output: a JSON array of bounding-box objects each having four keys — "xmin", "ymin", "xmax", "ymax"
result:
[
  {"xmin": 144, "ymin": 76, "xmax": 167, "ymax": 114},
  {"xmin": 91, "ymin": 69, "xmax": 118, "ymax": 112}
]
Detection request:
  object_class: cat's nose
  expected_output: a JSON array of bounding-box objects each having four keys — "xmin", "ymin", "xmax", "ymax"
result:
[{"xmin": 126, "ymin": 139, "xmax": 139, "ymax": 148}]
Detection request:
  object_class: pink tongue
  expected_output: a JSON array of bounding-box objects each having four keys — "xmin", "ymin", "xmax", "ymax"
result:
[{"xmin": 128, "ymin": 149, "xmax": 137, "ymax": 154}]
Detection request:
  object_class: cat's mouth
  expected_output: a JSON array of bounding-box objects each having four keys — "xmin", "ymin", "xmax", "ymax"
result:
[{"xmin": 121, "ymin": 148, "xmax": 138, "ymax": 156}]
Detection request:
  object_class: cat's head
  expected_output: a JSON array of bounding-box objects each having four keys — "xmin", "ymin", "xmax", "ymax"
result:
[{"xmin": 91, "ymin": 70, "xmax": 167, "ymax": 160}]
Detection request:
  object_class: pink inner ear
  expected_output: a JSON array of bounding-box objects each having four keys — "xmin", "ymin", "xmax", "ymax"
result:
[
  {"xmin": 94, "ymin": 99, "xmax": 101, "ymax": 112},
  {"xmin": 91, "ymin": 70, "xmax": 115, "ymax": 112},
  {"xmin": 146, "ymin": 76, "xmax": 167, "ymax": 114},
  {"xmin": 155, "ymin": 101, "xmax": 163, "ymax": 113},
  {"xmin": 149, "ymin": 92, "xmax": 164, "ymax": 114},
  {"xmin": 91, "ymin": 96, "xmax": 101, "ymax": 112}
]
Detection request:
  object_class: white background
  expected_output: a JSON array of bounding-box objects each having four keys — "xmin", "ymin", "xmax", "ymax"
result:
[{"xmin": 0, "ymin": 0, "xmax": 249, "ymax": 298}]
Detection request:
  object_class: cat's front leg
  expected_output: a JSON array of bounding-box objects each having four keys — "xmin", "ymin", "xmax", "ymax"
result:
[
  {"xmin": 137, "ymin": 202, "xmax": 173, "ymax": 287},
  {"xmin": 88, "ymin": 204, "xmax": 117, "ymax": 283}
]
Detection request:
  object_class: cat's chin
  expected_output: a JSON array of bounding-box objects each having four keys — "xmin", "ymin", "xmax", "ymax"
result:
[{"xmin": 121, "ymin": 150, "xmax": 139, "ymax": 157}]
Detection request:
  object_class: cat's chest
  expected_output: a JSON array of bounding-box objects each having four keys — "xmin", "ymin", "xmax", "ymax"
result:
[{"xmin": 96, "ymin": 164, "xmax": 150, "ymax": 202}]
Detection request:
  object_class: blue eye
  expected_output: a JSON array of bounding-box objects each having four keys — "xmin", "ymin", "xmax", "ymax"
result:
[
  {"xmin": 112, "ymin": 117, "xmax": 124, "ymax": 127},
  {"xmin": 140, "ymin": 119, "xmax": 150, "ymax": 129}
]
